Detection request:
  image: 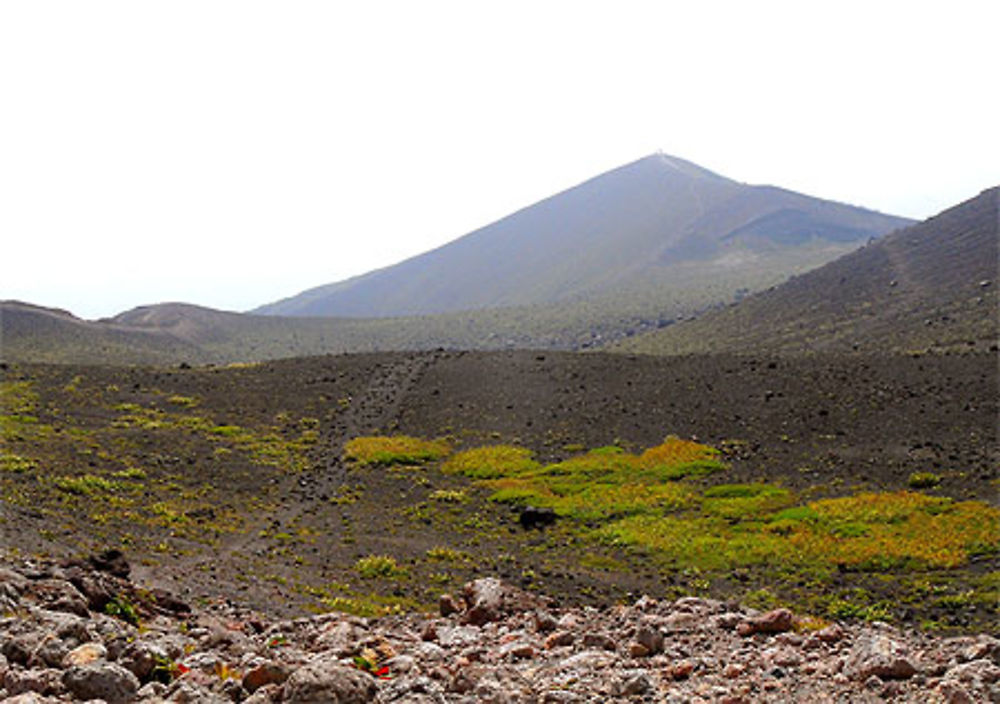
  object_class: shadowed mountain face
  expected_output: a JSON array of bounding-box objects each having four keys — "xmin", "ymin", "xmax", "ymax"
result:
[
  {"xmin": 615, "ymin": 187, "xmax": 999, "ymax": 355},
  {"xmin": 254, "ymin": 154, "xmax": 911, "ymax": 318}
]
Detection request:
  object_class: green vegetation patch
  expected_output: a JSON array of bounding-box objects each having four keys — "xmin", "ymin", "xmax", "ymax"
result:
[
  {"xmin": 54, "ymin": 474, "xmax": 123, "ymax": 496},
  {"xmin": 446, "ymin": 437, "xmax": 722, "ymax": 521},
  {"xmin": 0, "ymin": 452, "xmax": 38, "ymax": 473},
  {"xmin": 702, "ymin": 483, "xmax": 794, "ymax": 519},
  {"xmin": 111, "ymin": 406, "xmax": 316, "ymax": 472},
  {"xmin": 354, "ymin": 554, "xmax": 407, "ymax": 579},
  {"xmin": 1, "ymin": 380, "xmax": 51, "ymax": 443},
  {"xmin": 601, "ymin": 490, "xmax": 999, "ymax": 573},
  {"xmin": 908, "ymin": 472, "xmax": 941, "ymax": 489},
  {"xmin": 343, "ymin": 435, "xmax": 451, "ymax": 466},
  {"xmin": 442, "ymin": 445, "xmax": 540, "ymax": 478}
]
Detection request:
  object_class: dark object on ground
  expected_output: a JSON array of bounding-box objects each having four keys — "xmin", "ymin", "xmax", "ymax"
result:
[
  {"xmin": 87, "ymin": 550, "xmax": 130, "ymax": 578},
  {"xmin": 519, "ymin": 506, "xmax": 557, "ymax": 530}
]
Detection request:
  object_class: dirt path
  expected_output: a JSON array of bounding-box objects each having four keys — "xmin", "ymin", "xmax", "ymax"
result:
[{"xmin": 298, "ymin": 351, "xmax": 438, "ymax": 498}]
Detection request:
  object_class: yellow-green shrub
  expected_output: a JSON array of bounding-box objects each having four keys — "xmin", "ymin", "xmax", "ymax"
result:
[{"xmin": 442, "ymin": 445, "xmax": 539, "ymax": 478}]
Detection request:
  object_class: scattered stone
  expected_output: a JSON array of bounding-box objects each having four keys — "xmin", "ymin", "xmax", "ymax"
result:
[
  {"xmin": 544, "ymin": 630, "xmax": 575, "ymax": 649},
  {"xmin": 635, "ymin": 624, "xmax": 664, "ymax": 655},
  {"xmin": 86, "ymin": 550, "xmax": 130, "ymax": 579},
  {"xmin": 62, "ymin": 662, "xmax": 139, "ymax": 704},
  {"xmin": 935, "ymin": 679, "xmax": 976, "ymax": 704},
  {"xmin": 242, "ymin": 661, "xmax": 291, "ymax": 693},
  {"xmin": 737, "ymin": 608, "xmax": 794, "ymax": 636},
  {"xmin": 519, "ymin": 506, "xmax": 557, "ymax": 530},
  {"xmin": 281, "ymin": 661, "xmax": 377, "ymax": 703},
  {"xmin": 616, "ymin": 670, "xmax": 652, "ymax": 695},
  {"xmin": 671, "ymin": 659, "xmax": 695, "ymax": 679},
  {"xmin": 4, "ymin": 694, "xmax": 63, "ymax": 704},
  {"xmin": 846, "ymin": 633, "xmax": 919, "ymax": 680},
  {"xmin": 816, "ymin": 623, "xmax": 845, "ymax": 643},
  {"xmin": 4, "ymin": 667, "xmax": 65, "ymax": 697},
  {"xmin": 534, "ymin": 610, "xmax": 558, "ymax": 633},
  {"xmin": 62, "ymin": 642, "xmax": 107, "ymax": 668},
  {"xmin": 1, "ymin": 560, "xmax": 996, "ymax": 702},
  {"xmin": 581, "ymin": 632, "xmax": 616, "ymax": 651},
  {"xmin": 438, "ymin": 593, "xmax": 461, "ymax": 617},
  {"xmin": 499, "ymin": 641, "xmax": 535, "ymax": 659}
]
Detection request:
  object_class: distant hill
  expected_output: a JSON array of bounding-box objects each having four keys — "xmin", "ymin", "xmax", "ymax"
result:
[
  {"xmin": 0, "ymin": 301, "xmax": 207, "ymax": 365},
  {"xmin": 614, "ymin": 188, "xmax": 999, "ymax": 356},
  {"xmin": 1, "ymin": 296, "xmax": 714, "ymax": 366},
  {"xmin": 255, "ymin": 153, "xmax": 911, "ymax": 318},
  {"xmin": 2, "ymin": 154, "xmax": 925, "ymax": 366}
]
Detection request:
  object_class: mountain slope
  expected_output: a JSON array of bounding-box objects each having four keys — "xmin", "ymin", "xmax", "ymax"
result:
[
  {"xmin": 0, "ymin": 301, "xmax": 210, "ymax": 365},
  {"xmin": 613, "ymin": 187, "xmax": 999, "ymax": 355},
  {"xmin": 255, "ymin": 154, "xmax": 911, "ymax": 317}
]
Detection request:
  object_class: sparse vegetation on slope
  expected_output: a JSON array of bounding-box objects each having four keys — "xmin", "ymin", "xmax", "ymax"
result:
[
  {"xmin": 615, "ymin": 187, "xmax": 999, "ymax": 356},
  {"xmin": 423, "ymin": 434, "xmax": 999, "ymax": 623},
  {"xmin": 1, "ymin": 350, "xmax": 995, "ymax": 634}
]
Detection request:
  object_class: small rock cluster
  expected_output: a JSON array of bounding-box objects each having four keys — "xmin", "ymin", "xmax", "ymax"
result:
[{"xmin": 2, "ymin": 557, "xmax": 998, "ymax": 703}]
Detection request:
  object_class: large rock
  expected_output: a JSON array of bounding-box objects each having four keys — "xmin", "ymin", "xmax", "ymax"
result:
[
  {"xmin": 4, "ymin": 668, "xmax": 65, "ymax": 697},
  {"xmin": 281, "ymin": 661, "xmax": 377, "ymax": 703},
  {"xmin": 243, "ymin": 660, "xmax": 292, "ymax": 693},
  {"xmin": 737, "ymin": 608, "xmax": 794, "ymax": 636},
  {"xmin": 845, "ymin": 633, "xmax": 919, "ymax": 680},
  {"xmin": 117, "ymin": 639, "xmax": 169, "ymax": 682},
  {"xmin": 62, "ymin": 642, "xmax": 107, "ymax": 667},
  {"xmin": 461, "ymin": 578, "xmax": 543, "ymax": 626},
  {"xmin": 62, "ymin": 662, "xmax": 140, "ymax": 704},
  {"xmin": 463, "ymin": 578, "xmax": 505, "ymax": 626},
  {"xmin": 3, "ymin": 693, "xmax": 64, "ymax": 704}
]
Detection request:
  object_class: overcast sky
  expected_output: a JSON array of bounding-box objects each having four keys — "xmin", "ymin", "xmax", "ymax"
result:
[{"xmin": 3, "ymin": 1, "xmax": 998, "ymax": 320}]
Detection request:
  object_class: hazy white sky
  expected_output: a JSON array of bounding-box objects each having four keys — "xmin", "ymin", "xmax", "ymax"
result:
[{"xmin": 2, "ymin": 1, "xmax": 998, "ymax": 320}]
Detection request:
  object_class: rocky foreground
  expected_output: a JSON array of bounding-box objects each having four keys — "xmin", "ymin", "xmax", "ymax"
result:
[{"xmin": 1, "ymin": 554, "xmax": 997, "ymax": 703}]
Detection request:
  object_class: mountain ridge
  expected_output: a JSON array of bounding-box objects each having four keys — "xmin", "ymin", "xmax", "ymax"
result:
[
  {"xmin": 614, "ymin": 187, "xmax": 999, "ymax": 355},
  {"xmin": 254, "ymin": 153, "xmax": 910, "ymax": 318}
]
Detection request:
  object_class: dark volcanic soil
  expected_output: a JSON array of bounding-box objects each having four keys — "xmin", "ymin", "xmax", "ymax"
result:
[{"xmin": 2, "ymin": 350, "xmax": 997, "ymax": 630}]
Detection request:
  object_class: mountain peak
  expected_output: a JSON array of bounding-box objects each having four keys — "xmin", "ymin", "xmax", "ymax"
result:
[
  {"xmin": 645, "ymin": 152, "xmax": 730, "ymax": 182},
  {"xmin": 255, "ymin": 154, "xmax": 910, "ymax": 319}
]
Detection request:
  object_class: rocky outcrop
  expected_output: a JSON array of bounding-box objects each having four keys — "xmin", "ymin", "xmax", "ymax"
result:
[{"xmin": 1, "ymin": 558, "xmax": 998, "ymax": 702}]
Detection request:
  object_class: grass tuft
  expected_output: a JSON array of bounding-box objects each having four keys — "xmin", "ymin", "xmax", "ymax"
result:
[{"xmin": 344, "ymin": 436, "xmax": 451, "ymax": 466}]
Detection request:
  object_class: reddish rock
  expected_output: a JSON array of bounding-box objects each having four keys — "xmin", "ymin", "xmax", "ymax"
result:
[
  {"xmin": 816, "ymin": 623, "xmax": 845, "ymax": 643},
  {"xmin": 582, "ymin": 633, "xmax": 617, "ymax": 651},
  {"xmin": 671, "ymin": 659, "xmax": 695, "ymax": 679},
  {"xmin": 723, "ymin": 663, "xmax": 744, "ymax": 678},
  {"xmin": 936, "ymin": 680, "xmax": 976, "ymax": 704},
  {"xmin": 544, "ymin": 630, "xmax": 576, "ymax": 649},
  {"xmin": 243, "ymin": 661, "xmax": 291, "ymax": 693},
  {"xmin": 439, "ymin": 593, "xmax": 461, "ymax": 617},
  {"xmin": 628, "ymin": 642, "xmax": 650, "ymax": 657},
  {"xmin": 499, "ymin": 641, "xmax": 536, "ymax": 659},
  {"xmin": 738, "ymin": 608, "xmax": 794, "ymax": 636}
]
